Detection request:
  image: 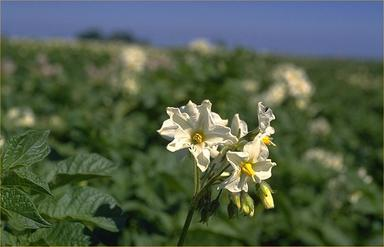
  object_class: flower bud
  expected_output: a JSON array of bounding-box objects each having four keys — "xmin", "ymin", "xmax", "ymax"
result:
[
  {"xmin": 197, "ymin": 189, "xmax": 211, "ymax": 210},
  {"xmin": 231, "ymin": 193, "xmax": 241, "ymax": 209},
  {"xmin": 258, "ymin": 182, "xmax": 274, "ymax": 209},
  {"xmin": 199, "ymin": 197, "xmax": 220, "ymax": 223},
  {"xmin": 227, "ymin": 200, "xmax": 238, "ymax": 218},
  {"xmin": 241, "ymin": 192, "xmax": 255, "ymax": 216}
]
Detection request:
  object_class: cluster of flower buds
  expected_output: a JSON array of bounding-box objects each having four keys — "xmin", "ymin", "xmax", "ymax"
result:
[{"xmin": 158, "ymin": 100, "xmax": 277, "ymax": 220}]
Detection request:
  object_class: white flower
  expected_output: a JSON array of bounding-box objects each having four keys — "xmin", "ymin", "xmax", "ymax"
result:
[
  {"xmin": 158, "ymin": 100, "xmax": 235, "ymax": 171},
  {"xmin": 121, "ymin": 45, "xmax": 147, "ymax": 72},
  {"xmin": 122, "ymin": 76, "xmax": 139, "ymax": 94},
  {"xmin": 6, "ymin": 107, "xmax": 36, "ymax": 127},
  {"xmin": 222, "ymin": 139, "xmax": 276, "ymax": 192},
  {"xmin": 0, "ymin": 135, "xmax": 5, "ymax": 149},
  {"xmin": 258, "ymin": 102, "xmax": 275, "ymax": 135},
  {"xmin": 304, "ymin": 148, "xmax": 343, "ymax": 171},
  {"xmin": 188, "ymin": 38, "xmax": 216, "ymax": 54},
  {"xmin": 230, "ymin": 114, "xmax": 248, "ymax": 139},
  {"xmin": 357, "ymin": 167, "xmax": 373, "ymax": 184},
  {"xmin": 274, "ymin": 64, "xmax": 313, "ymax": 99},
  {"xmin": 241, "ymin": 79, "xmax": 259, "ymax": 93},
  {"xmin": 256, "ymin": 102, "xmax": 276, "ymax": 151},
  {"xmin": 309, "ymin": 117, "xmax": 331, "ymax": 136},
  {"xmin": 262, "ymin": 82, "xmax": 287, "ymax": 106}
]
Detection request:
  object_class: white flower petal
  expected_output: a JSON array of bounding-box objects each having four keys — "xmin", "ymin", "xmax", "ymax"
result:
[
  {"xmin": 180, "ymin": 100, "xmax": 199, "ymax": 122},
  {"xmin": 258, "ymin": 143, "xmax": 270, "ymax": 161},
  {"xmin": 157, "ymin": 119, "xmax": 178, "ymax": 140},
  {"xmin": 254, "ymin": 160, "xmax": 276, "ymax": 181},
  {"xmin": 258, "ymin": 102, "xmax": 275, "ymax": 133},
  {"xmin": 212, "ymin": 112, "xmax": 228, "ymax": 126},
  {"xmin": 221, "ymin": 173, "xmax": 242, "ymax": 193},
  {"xmin": 190, "ymin": 144, "xmax": 211, "ymax": 172},
  {"xmin": 204, "ymin": 125, "xmax": 236, "ymax": 146},
  {"xmin": 167, "ymin": 107, "xmax": 195, "ymax": 131},
  {"xmin": 226, "ymin": 151, "xmax": 248, "ymax": 170},
  {"xmin": 265, "ymin": 126, "xmax": 275, "ymax": 136},
  {"xmin": 220, "ymin": 169, "xmax": 250, "ymax": 193},
  {"xmin": 197, "ymin": 100, "xmax": 214, "ymax": 131},
  {"xmin": 208, "ymin": 145, "xmax": 220, "ymax": 158},
  {"xmin": 166, "ymin": 129, "xmax": 191, "ymax": 152},
  {"xmin": 243, "ymin": 139, "xmax": 261, "ymax": 163},
  {"xmin": 230, "ymin": 113, "xmax": 248, "ymax": 138},
  {"xmin": 238, "ymin": 175, "xmax": 249, "ymax": 192}
]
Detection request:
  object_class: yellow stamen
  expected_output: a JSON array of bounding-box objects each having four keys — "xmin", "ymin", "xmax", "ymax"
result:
[
  {"xmin": 241, "ymin": 162, "xmax": 256, "ymax": 177},
  {"xmin": 262, "ymin": 136, "xmax": 276, "ymax": 146},
  {"xmin": 192, "ymin": 132, "xmax": 204, "ymax": 144}
]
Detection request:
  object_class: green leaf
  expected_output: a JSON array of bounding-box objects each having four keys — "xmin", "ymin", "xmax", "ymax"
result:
[
  {"xmin": 38, "ymin": 186, "xmax": 118, "ymax": 232},
  {"xmin": 7, "ymin": 211, "xmax": 49, "ymax": 231},
  {"xmin": 2, "ymin": 167, "xmax": 52, "ymax": 195},
  {"xmin": 1, "ymin": 229, "xmax": 18, "ymax": 245},
  {"xmin": 80, "ymin": 216, "xmax": 118, "ymax": 232},
  {"xmin": 1, "ymin": 130, "xmax": 50, "ymax": 171},
  {"xmin": 0, "ymin": 187, "xmax": 50, "ymax": 227},
  {"xmin": 54, "ymin": 153, "xmax": 118, "ymax": 185},
  {"xmin": 27, "ymin": 222, "xmax": 90, "ymax": 246}
]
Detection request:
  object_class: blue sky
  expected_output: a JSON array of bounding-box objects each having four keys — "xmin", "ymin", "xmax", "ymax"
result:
[{"xmin": 2, "ymin": 1, "xmax": 383, "ymax": 59}]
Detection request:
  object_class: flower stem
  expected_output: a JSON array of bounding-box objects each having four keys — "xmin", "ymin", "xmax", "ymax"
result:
[
  {"xmin": 194, "ymin": 163, "xmax": 200, "ymax": 195},
  {"xmin": 177, "ymin": 205, "xmax": 195, "ymax": 246}
]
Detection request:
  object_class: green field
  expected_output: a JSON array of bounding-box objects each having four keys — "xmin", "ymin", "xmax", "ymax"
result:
[{"xmin": 1, "ymin": 39, "xmax": 383, "ymax": 245}]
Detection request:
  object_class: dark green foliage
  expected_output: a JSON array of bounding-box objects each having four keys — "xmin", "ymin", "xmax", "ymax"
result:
[{"xmin": 0, "ymin": 130, "xmax": 121, "ymax": 245}]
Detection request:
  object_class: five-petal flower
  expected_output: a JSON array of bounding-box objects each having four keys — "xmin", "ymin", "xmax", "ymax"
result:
[
  {"xmin": 158, "ymin": 100, "xmax": 236, "ymax": 171},
  {"xmin": 221, "ymin": 139, "xmax": 276, "ymax": 192}
]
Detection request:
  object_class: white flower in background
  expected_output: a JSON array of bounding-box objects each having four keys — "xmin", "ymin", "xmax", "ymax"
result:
[
  {"xmin": 304, "ymin": 148, "xmax": 343, "ymax": 171},
  {"xmin": 262, "ymin": 82, "xmax": 287, "ymax": 106},
  {"xmin": 6, "ymin": 107, "xmax": 36, "ymax": 127},
  {"xmin": 241, "ymin": 79, "xmax": 259, "ymax": 93},
  {"xmin": 309, "ymin": 117, "xmax": 331, "ymax": 136},
  {"xmin": 49, "ymin": 115, "xmax": 65, "ymax": 131},
  {"xmin": 274, "ymin": 64, "xmax": 313, "ymax": 99},
  {"xmin": 36, "ymin": 53, "xmax": 63, "ymax": 77},
  {"xmin": 122, "ymin": 76, "xmax": 139, "ymax": 94},
  {"xmin": 158, "ymin": 100, "xmax": 235, "ymax": 171},
  {"xmin": 0, "ymin": 135, "xmax": 5, "ymax": 149},
  {"xmin": 188, "ymin": 38, "xmax": 216, "ymax": 54},
  {"xmin": 357, "ymin": 167, "xmax": 373, "ymax": 184},
  {"xmin": 349, "ymin": 191, "xmax": 362, "ymax": 204},
  {"xmin": 222, "ymin": 139, "xmax": 276, "ymax": 192},
  {"xmin": 146, "ymin": 50, "xmax": 174, "ymax": 71},
  {"xmin": 121, "ymin": 45, "xmax": 147, "ymax": 72}
]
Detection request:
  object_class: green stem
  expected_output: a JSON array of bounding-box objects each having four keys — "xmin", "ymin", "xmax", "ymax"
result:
[
  {"xmin": 177, "ymin": 205, "xmax": 195, "ymax": 246},
  {"xmin": 194, "ymin": 163, "xmax": 200, "ymax": 195},
  {"xmin": 177, "ymin": 161, "xmax": 230, "ymax": 246}
]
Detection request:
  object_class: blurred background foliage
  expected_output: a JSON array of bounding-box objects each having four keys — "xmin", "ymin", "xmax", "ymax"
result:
[{"xmin": 1, "ymin": 38, "xmax": 383, "ymax": 245}]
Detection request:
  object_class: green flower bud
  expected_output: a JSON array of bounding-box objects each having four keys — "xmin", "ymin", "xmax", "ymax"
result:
[
  {"xmin": 231, "ymin": 193, "xmax": 241, "ymax": 209},
  {"xmin": 240, "ymin": 192, "xmax": 255, "ymax": 217},
  {"xmin": 258, "ymin": 182, "xmax": 274, "ymax": 209}
]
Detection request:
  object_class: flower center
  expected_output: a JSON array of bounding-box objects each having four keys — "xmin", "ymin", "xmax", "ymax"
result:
[
  {"xmin": 262, "ymin": 136, "xmax": 274, "ymax": 146},
  {"xmin": 241, "ymin": 162, "xmax": 256, "ymax": 177},
  {"xmin": 192, "ymin": 132, "xmax": 204, "ymax": 144}
]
